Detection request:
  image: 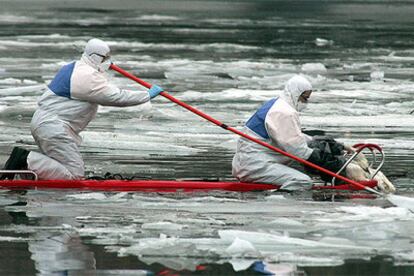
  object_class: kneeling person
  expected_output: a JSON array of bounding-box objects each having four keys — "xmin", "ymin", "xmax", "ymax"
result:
[{"xmin": 2, "ymin": 38, "xmax": 164, "ymax": 180}]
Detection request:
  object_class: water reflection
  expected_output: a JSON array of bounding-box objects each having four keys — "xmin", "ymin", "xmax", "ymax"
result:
[
  {"xmin": 251, "ymin": 261, "xmax": 302, "ymax": 276},
  {"xmin": 29, "ymin": 232, "xmax": 96, "ymax": 275}
]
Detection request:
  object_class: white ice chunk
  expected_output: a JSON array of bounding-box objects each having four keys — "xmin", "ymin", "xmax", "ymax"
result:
[
  {"xmin": 301, "ymin": 63, "xmax": 327, "ymax": 73},
  {"xmin": 387, "ymin": 195, "xmax": 414, "ymax": 213},
  {"xmin": 267, "ymin": 253, "xmax": 345, "ymax": 267},
  {"xmin": 394, "ymin": 250, "xmax": 414, "ymax": 265},
  {"xmin": 108, "ymin": 192, "xmax": 129, "ymax": 200},
  {"xmin": 66, "ymin": 193, "xmax": 107, "ymax": 200},
  {"xmin": 225, "ymin": 237, "xmax": 258, "ymax": 255},
  {"xmin": 0, "ymin": 198, "xmax": 19, "ymax": 206},
  {"xmin": 315, "ymin": 38, "xmax": 334, "ymax": 46},
  {"xmin": 264, "ymin": 263, "xmax": 298, "ymax": 276},
  {"xmin": 317, "ymin": 237, "xmax": 357, "ymax": 247},
  {"xmin": 22, "ymin": 79, "xmax": 38, "ymax": 84},
  {"xmin": 0, "ymin": 84, "xmax": 45, "ymax": 95},
  {"xmin": 0, "ymin": 78, "xmax": 23, "ymax": 84},
  {"xmin": 120, "ymin": 238, "xmax": 199, "ymax": 257},
  {"xmin": 229, "ymin": 259, "xmax": 256, "ymax": 272},
  {"xmin": 338, "ymin": 206, "xmax": 412, "ymax": 219},
  {"xmin": 219, "ymin": 230, "xmax": 371, "ymax": 249},
  {"xmin": 370, "ymin": 70, "xmax": 384, "ymax": 82},
  {"xmin": 265, "ymin": 195, "xmax": 287, "ymax": 201},
  {"xmin": 0, "ymin": 236, "xmax": 29, "ymax": 242},
  {"xmin": 137, "ymin": 15, "xmax": 181, "ymax": 21},
  {"xmin": 79, "ymin": 225, "xmax": 137, "ymax": 236},
  {"xmin": 267, "ymin": 217, "xmax": 305, "ymax": 227}
]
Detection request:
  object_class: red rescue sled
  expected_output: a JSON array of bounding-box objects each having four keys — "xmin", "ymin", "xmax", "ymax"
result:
[{"xmin": 0, "ymin": 170, "xmax": 378, "ymax": 194}]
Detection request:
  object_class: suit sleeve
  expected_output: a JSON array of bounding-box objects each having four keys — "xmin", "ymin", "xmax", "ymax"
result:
[
  {"xmin": 304, "ymin": 133, "xmax": 313, "ymax": 144},
  {"xmin": 265, "ymin": 110, "xmax": 314, "ymax": 160},
  {"xmin": 72, "ymin": 72, "xmax": 150, "ymax": 106}
]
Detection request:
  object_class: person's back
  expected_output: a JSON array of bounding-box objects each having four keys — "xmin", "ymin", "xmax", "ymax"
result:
[{"xmin": 31, "ymin": 59, "xmax": 98, "ymax": 134}]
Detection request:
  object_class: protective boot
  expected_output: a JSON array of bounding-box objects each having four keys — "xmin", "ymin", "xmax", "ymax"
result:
[{"xmin": 0, "ymin": 147, "xmax": 30, "ymax": 180}]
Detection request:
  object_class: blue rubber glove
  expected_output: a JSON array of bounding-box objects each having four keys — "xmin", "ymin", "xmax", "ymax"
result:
[{"xmin": 148, "ymin": 84, "xmax": 164, "ymax": 99}]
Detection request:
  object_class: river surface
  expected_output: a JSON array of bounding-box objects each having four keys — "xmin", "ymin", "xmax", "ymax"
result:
[{"xmin": 1, "ymin": 0, "xmax": 414, "ymax": 275}]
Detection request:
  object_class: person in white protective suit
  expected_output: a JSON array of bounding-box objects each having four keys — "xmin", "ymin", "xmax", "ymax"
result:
[
  {"xmin": 1, "ymin": 38, "xmax": 164, "ymax": 180},
  {"xmin": 232, "ymin": 75, "xmax": 346, "ymax": 191}
]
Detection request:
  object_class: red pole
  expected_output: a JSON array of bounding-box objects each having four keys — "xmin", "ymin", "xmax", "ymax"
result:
[{"xmin": 109, "ymin": 63, "xmax": 371, "ymax": 191}]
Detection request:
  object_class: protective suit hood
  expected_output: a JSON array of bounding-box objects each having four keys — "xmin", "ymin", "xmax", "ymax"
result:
[
  {"xmin": 83, "ymin": 38, "xmax": 111, "ymax": 67},
  {"xmin": 280, "ymin": 75, "xmax": 312, "ymax": 111}
]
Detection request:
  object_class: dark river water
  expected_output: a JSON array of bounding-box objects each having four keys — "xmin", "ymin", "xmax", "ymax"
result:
[{"xmin": 1, "ymin": 0, "xmax": 414, "ymax": 275}]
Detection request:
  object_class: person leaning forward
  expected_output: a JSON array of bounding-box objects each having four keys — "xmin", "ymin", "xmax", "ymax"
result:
[
  {"xmin": 232, "ymin": 75, "xmax": 346, "ymax": 191},
  {"xmin": 1, "ymin": 38, "xmax": 164, "ymax": 180}
]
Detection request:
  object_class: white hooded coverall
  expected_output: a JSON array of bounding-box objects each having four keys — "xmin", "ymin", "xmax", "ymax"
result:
[
  {"xmin": 232, "ymin": 75, "xmax": 314, "ymax": 190},
  {"xmin": 28, "ymin": 43, "xmax": 150, "ymax": 180}
]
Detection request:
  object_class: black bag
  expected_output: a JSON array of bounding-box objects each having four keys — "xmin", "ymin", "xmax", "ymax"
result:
[{"xmin": 307, "ymin": 136, "xmax": 347, "ymax": 183}]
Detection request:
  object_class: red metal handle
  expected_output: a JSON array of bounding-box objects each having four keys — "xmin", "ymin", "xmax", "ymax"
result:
[{"xmin": 353, "ymin": 143, "xmax": 383, "ymax": 152}]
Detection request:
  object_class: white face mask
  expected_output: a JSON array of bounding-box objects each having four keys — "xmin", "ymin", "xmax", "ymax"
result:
[
  {"xmin": 297, "ymin": 101, "xmax": 308, "ymax": 112},
  {"xmin": 98, "ymin": 59, "xmax": 112, "ymax": 72}
]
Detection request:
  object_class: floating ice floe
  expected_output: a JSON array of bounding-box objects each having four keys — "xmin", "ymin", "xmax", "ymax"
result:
[
  {"xmin": 66, "ymin": 193, "xmax": 107, "ymax": 200},
  {"xmin": 218, "ymin": 230, "xmax": 370, "ymax": 249},
  {"xmin": 82, "ymin": 131, "xmax": 203, "ymax": 155},
  {"xmin": 0, "ymin": 198, "xmax": 19, "ymax": 206},
  {"xmin": 303, "ymin": 114, "xmax": 414, "ymax": 128},
  {"xmin": 314, "ymin": 38, "xmax": 334, "ymax": 47},
  {"xmin": 265, "ymin": 194, "xmax": 288, "ymax": 201},
  {"xmin": 225, "ymin": 237, "xmax": 258, "ymax": 256},
  {"xmin": 301, "ymin": 63, "xmax": 327, "ymax": 74},
  {"xmin": 136, "ymin": 15, "xmax": 181, "ymax": 21},
  {"xmin": 178, "ymin": 89, "xmax": 272, "ymax": 102},
  {"xmin": 0, "ymin": 14, "xmax": 33, "ymax": 23},
  {"xmin": 0, "ymin": 78, "xmax": 37, "ymax": 85},
  {"xmin": 78, "ymin": 225, "xmax": 137, "ymax": 237},
  {"xmin": 370, "ymin": 70, "xmax": 385, "ymax": 82},
  {"xmin": 0, "ymin": 236, "xmax": 30, "ymax": 242},
  {"xmin": 119, "ymin": 237, "xmax": 203, "ymax": 258},
  {"xmin": 266, "ymin": 217, "xmax": 305, "ymax": 227},
  {"xmin": 394, "ymin": 250, "xmax": 414, "ymax": 265},
  {"xmin": 0, "ymin": 85, "xmax": 44, "ymax": 97},
  {"xmin": 229, "ymin": 259, "xmax": 257, "ymax": 272},
  {"xmin": 266, "ymin": 253, "xmax": 345, "ymax": 267},
  {"xmin": 338, "ymin": 206, "xmax": 413, "ymax": 218}
]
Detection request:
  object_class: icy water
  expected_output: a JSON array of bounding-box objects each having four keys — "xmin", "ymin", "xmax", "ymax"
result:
[{"xmin": 1, "ymin": 0, "xmax": 414, "ymax": 275}]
